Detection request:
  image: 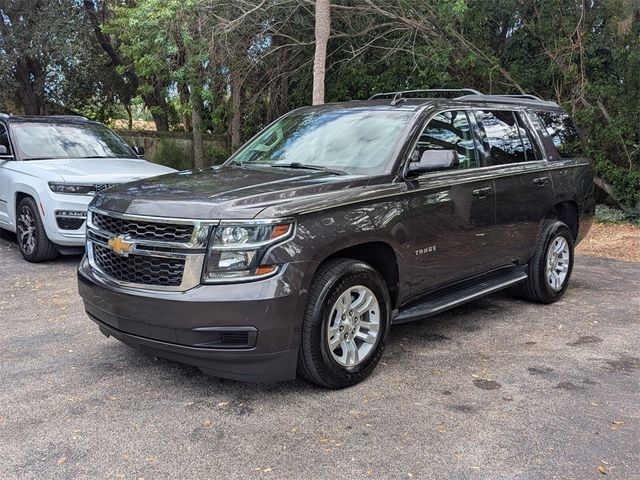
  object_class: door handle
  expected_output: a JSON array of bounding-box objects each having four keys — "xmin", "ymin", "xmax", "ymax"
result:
[
  {"xmin": 533, "ymin": 177, "xmax": 548, "ymax": 186},
  {"xmin": 472, "ymin": 187, "xmax": 492, "ymax": 197}
]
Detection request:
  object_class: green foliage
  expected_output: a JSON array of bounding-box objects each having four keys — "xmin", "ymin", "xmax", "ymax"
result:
[
  {"xmin": 594, "ymin": 157, "xmax": 640, "ymax": 209},
  {"xmin": 207, "ymin": 147, "xmax": 230, "ymax": 166},
  {"xmin": 2, "ymin": 0, "xmax": 639, "ymax": 211},
  {"xmin": 595, "ymin": 205, "xmax": 640, "ymax": 225},
  {"xmin": 155, "ymin": 139, "xmax": 193, "ymax": 171}
]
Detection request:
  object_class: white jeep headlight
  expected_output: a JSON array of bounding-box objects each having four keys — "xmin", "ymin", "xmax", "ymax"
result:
[{"xmin": 202, "ymin": 219, "xmax": 294, "ymax": 283}]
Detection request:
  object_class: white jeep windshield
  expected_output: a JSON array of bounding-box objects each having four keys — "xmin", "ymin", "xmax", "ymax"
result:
[
  {"xmin": 228, "ymin": 108, "xmax": 414, "ymax": 175},
  {"xmin": 12, "ymin": 122, "xmax": 135, "ymax": 160}
]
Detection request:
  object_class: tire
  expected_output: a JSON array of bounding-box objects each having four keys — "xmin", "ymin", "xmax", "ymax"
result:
[
  {"xmin": 297, "ymin": 259, "xmax": 391, "ymax": 388},
  {"xmin": 514, "ymin": 220, "xmax": 574, "ymax": 303},
  {"xmin": 16, "ymin": 197, "xmax": 58, "ymax": 263}
]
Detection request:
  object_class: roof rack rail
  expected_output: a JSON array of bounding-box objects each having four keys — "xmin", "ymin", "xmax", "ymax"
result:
[
  {"xmin": 370, "ymin": 89, "xmax": 482, "ymax": 106},
  {"xmin": 456, "ymin": 94, "xmax": 559, "ymax": 107}
]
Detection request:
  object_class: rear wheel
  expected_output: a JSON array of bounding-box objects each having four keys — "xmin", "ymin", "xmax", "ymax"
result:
[
  {"xmin": 297, "ymin": 259, "xmax": 391, "ymax": 388},
  {"xmin": 16, "ymin": 197, "xmax": 58, "ymax": 263},
  {"xmin": 515, "ymin": 220, "xmax": 574, "ymax": 303}
]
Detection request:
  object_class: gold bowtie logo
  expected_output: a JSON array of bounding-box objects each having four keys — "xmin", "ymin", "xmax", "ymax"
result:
[{"xmin": 107, "ymin": 236, "xmax": 134, "ymax": 256}]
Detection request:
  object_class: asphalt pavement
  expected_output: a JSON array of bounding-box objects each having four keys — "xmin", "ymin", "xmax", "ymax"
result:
[{"xmin": 1, "ymin": 232, "xmax": 638, "ymax": 479}]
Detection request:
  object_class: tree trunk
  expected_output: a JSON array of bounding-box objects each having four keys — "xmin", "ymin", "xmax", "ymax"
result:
[
  {"xmin": 230, "ymin": 71, "xmax": 242, "ymax": 151},
  {"xmin": 190, "ymin": 88, "xmax": 205, "ymax": 169},
  {"xmin": 14, "ymin": 58, "xmax": 43, "ymax": 115},
  {"xmin": 124, "ymin": 104, "xmax": 133, "ymax": 130},
  {"xmin": 178, "ymin": 83, "xmax": 192, "ymax": 132},
  {"xmin": 312, "ymin": 0, "xmax": 331, "ymax": 105}
]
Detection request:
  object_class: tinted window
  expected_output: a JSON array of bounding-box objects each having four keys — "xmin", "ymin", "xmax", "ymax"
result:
[
  {"xmin": 229, "ymin": 109, "xmax": 413, "ymax": 175},
  {"xmin": 515, "ymin": 113, "xmax": 543, "ymax": 161},
  {"xmin": 416, "ymin": 110, "xmax": 478, "ymax": 169},
  {"xmin": 0, "ymin": 124, "xmax": 11, "ymax": 155},
  {"xmin": 536, "ymin": 111, "xmax": 584, "ymax": 159},
  {"xmin": 475, "ymin": 110, "xmax": 527, "ymax": 165},
  {"xmin": 12, "ymin": 123, "xmax": 135, "ymax": 160}
]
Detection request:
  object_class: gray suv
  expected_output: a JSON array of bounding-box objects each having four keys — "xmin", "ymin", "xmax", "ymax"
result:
[{"xmin": 78, "ymin": 89, "xmax": 595, "ymax": 388}]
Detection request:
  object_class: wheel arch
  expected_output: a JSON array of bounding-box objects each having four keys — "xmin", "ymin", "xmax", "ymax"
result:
[
  {"xmin": 546, "ymin": 200, "xmax": 579, "ymax": 240},
  {"xmin": 321, "ymin": 241, "xmax": 400, "ymax": 309}
]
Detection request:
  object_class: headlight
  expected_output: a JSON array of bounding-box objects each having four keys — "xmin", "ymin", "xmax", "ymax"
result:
[
  {"xmin": 49, "ymin": 182, "xmax": 94, "ymax": 195},
  {"xmin": 202, "ymin": 220, "xmax": 294, "ymax": 283}
]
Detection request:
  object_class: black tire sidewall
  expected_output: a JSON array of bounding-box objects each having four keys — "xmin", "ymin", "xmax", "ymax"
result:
[
  {"xmin": 16, "ymin": 198, "xmax": 57, "ymax": 262},
  {"xmin": 536, "ymin": 222, "xmax": 574, "ymax": 301},
  {"xmin": 305, "ymin": 261, "xmax": 391, "ymax": 388}
]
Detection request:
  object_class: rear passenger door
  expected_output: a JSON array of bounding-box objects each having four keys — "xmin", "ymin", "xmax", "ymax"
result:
[
  {"xmin": 404, "ymin": 109, "xmax": 498, "ymax": 298},
  {"xmin": 473, "ymin": 109, "xmax": 554, "ymax": 266}
]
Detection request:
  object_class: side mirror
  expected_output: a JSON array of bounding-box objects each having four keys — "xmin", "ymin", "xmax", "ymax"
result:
[
  {"xmin": 0, "ymin": 145, "xmax": 8, "ymax": 155},
  {"xmin": 408, "ymin": 150, "xmax": 459, "ymax": 175},
  {"xmin": 131, "ymin": 145, "xmax": 145, "ymax": 157}
]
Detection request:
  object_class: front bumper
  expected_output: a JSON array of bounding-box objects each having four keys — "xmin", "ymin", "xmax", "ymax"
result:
[
  {"xmin": 42, "ymin": 192, "xmax": 92, "ymax": 246},
  {"xmin": 78, "ymin": 257, "xmax": 310, "ymax": 382}
]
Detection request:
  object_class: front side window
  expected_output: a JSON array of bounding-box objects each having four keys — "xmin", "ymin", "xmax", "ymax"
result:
[
  {"xmin": 0, "ymin": 124, "xmax": 11, "ymax": 155},
  {"xmin": 228, "ymin": 109, "xmax": 414, "ymax": 175},
  {"xmin": 11, "ymin": 123, "xmax": 135, "ymax": 160},
  {"xmin": 535, "ymin": 111, "xmax": 585, "ymax": 160},
  {"xmin": 475, "ymin": 110, "xmax": 528, "ymax": 165},
  {"xmin": 416, "ymin": 110, "xmax": 478, "ymax": 169}
]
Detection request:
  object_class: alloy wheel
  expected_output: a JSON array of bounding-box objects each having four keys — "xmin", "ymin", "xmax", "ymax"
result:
[
  {"xmin": 326, "ymin": 285, "xmax": 380, "ymax": 367},
  {"xmin": 17, "ymin": 206, "xmax": 37, "ymax": 256},
  {"xmin": 545, "ymin": 235, "xmax": 570, "ymax": 292}
]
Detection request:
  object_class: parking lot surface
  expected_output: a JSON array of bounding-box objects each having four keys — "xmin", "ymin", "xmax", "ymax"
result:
[{"xmin": 1, "ymin": 233, "xmax": 639, "ymax": 479}]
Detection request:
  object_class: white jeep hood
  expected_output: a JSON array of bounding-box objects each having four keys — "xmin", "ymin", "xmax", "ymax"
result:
[{"xmin": 30, "ymin": 157, "xmax": 175, "ymax": 183}]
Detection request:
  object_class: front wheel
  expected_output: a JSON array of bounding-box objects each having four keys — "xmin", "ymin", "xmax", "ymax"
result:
[
  {"xmin": 515, "ymin": 220, "xmax": 574, "ymax": 303},
  {"xmin": 16, "ymin": 197, "xmax": 58, "ymax": 263},
  {"xmin": 297, "ymin": 259, "xmax": 391, "ymax": 388}
]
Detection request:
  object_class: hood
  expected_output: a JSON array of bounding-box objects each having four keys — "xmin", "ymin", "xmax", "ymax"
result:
[
  {"xmin": 90, "ymin": 165, "xmax": 370, "ymax": 219},
  {"xmin": 28, "ymin": 158, "xmax": 175, "ymax": 183}
]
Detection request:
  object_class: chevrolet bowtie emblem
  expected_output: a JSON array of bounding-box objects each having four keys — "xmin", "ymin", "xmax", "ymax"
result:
[{"xmin": 107, "ymin": 235, "xmax": 134, "ymax": 256}]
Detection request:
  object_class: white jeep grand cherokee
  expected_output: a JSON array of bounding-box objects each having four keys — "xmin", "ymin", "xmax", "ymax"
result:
[{"xmin": 0, "ymin": 114, "xmax": 175, "ymax": 262}]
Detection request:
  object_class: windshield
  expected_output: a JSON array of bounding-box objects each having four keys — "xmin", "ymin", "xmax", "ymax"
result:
[
  {"xmin": 12, "ymin": 122, "xmax": 135, "ymax": 160},
  {"xmin": 228, "ymin": 108, "xmax": 414, "ymax": 175}
]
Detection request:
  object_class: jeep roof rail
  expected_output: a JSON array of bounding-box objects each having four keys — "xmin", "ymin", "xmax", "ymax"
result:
[{"xmin": 48, "ymin": 114, "xmax": 90, "ymax": 121}]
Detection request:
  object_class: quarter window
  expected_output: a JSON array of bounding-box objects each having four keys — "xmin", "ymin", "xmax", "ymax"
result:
[
  {"xmin": 475, "ymin": 110, "xmax": 528, "ymax": 165},
  {"xmin": 535, "ymin": 111, "xmax": 585, "ymax": 159},
  {"xmin": 416, "ymin": 110, "xmax": 478, "ymax": 169}
]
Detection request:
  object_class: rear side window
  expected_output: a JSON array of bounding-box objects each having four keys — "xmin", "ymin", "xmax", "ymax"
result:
[
  {"xmin": 535, "ymin": 112, "xmax": 585, "ymax": 160},
  {"xmin": 417, "ymin": 110, "xmax": 478, "ymax": 169},
  {"xmin": 474, "ymin": 110, "xmax": 528, "ymax": 165}
]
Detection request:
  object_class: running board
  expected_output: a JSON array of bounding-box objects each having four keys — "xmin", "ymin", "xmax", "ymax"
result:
[{"xmin": 394, "ymin": 267, "xmax": 528, "ymax": 324}]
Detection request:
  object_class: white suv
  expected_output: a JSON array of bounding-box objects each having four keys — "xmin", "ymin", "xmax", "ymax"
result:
[{"xmin": 0, "ymin": 114, "xmax": 175, "ymax": 262}]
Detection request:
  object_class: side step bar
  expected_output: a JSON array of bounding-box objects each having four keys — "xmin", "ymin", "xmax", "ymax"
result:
[{"xmin": 393, "ymin": 267, "xmax": 528, "ymax": 324}]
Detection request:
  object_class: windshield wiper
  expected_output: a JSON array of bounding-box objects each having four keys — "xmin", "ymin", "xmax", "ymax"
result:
[{"xmin": 270, "ymin": 162, "xmax": 346, "ymax": 175}]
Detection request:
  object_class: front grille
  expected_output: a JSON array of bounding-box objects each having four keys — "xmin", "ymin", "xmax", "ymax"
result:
[
  {"xmin": 92, "ymin": 243, "xmax": 185, "ymax": 286},
  {"xmin": 92, "ymin": 212, "xmax": 194, "ymax": 243},
  {"xmin": 57, "ymin": 217, "xmax": 85, "ymax": 230}
]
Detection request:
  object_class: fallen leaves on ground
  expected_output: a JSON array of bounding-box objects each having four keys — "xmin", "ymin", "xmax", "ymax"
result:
[{"xmin": 576, "ymin": 223, "xmax": 640, "ymax": 262}]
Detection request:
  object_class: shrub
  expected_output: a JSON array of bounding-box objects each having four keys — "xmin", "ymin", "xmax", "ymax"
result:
[{"xmin": 155, "ymin": 139, "xmax": 193, "ymax": 171}]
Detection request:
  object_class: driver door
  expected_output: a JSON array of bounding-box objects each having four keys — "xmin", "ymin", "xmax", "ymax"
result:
[{"xmin": 404, "ymin": 110, "xmax": 498, "ymax": 299}]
